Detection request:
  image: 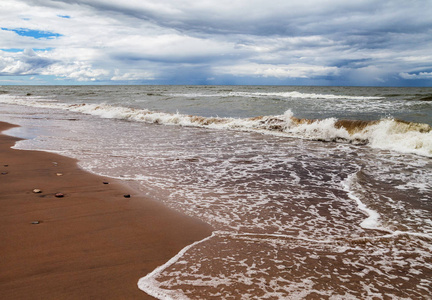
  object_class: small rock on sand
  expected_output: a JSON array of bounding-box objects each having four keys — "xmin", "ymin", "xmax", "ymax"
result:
[
  {"xmin": 55, "ymin": 193, "xmax": 64, "ymax": 198},
  {"xmin": 103, "ymin": 181, "xmax": 109, "ymax": 184},
  {"xmin": 123, "ymin": 194, "xmax": 131, "ymax": 198},
  {"xmin": 56, "ymin": 173, "xmax": 63, "ymax": 176},
  {"xmin": 33, "ymin": 189, "xmax": 42, "ymax": 193},
  {"xmin": 31, "ymin": 221, "xmax": 41, "ymax": 224}
]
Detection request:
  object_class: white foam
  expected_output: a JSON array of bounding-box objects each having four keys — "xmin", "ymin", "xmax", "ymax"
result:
[
  {"xmin": 366, "ymin": 119, "xmax": 432, "ymax": 157},
  {"xmin": 341, "ymin": 171, "xmax": 386, "ymax": 231},
  {"xmin": 137, "ymin": 232, "xmax": 216, "ymax": 300},
  {"xmin": 381, "ymin": 230, "xmax": 432, "ymax": 241}
]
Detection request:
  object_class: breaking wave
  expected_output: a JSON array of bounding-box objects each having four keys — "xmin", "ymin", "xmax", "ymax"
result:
[{"xmin": 1, "ymin": 95, "xmax": 431, "ymax": 157}]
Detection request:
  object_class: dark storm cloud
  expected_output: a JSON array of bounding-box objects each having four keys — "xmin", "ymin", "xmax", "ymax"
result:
[{"xmin": 41, "ymin": 0, "xmax": 432, "ymax": 37}]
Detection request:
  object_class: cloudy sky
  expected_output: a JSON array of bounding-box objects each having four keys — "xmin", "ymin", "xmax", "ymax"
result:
[{"xmin": 1, "ymin": 0, "xmax": 432, "ymax": 86}]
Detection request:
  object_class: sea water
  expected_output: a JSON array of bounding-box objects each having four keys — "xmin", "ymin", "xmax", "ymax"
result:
[{"xmin": 0, "ymin": 85, "xmax": 431, "ymax": 299}]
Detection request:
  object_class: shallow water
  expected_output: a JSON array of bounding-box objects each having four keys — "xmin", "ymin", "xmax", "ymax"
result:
[{"xmin": 0, "ymin": 85, "xmax": 431, "ymax": 299}]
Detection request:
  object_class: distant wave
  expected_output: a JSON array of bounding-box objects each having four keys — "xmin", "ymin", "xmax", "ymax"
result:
[
  {"xmin": 169, "ymin": 91, "xmax": 385, "ymax": 100},
  {"xmin": 1, "ymin": 94, "xmax": 431, "ymax": 157}
]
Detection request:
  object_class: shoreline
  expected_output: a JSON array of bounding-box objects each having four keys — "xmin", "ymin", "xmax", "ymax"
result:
[{"xmin": 0, "ymin": 121, "xmax": 213, "ymax": 299}]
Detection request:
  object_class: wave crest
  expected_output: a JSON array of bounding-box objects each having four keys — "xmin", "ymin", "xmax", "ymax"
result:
[{"xmin": 64, "ymin": 103, "xmax": 432, "ymax": 157}]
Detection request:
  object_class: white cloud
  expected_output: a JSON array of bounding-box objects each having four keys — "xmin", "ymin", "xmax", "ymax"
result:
[
  {"xmin": 400, "ymin": 72, "xmax": 432, "ymax": 80},
  {"xmin": 0, "ymin": 48, "xmax": 57, "ymax": 75},
  {"xmin": 214, "ymin": 63, "xmax": 339, "ymax": 78},
  {"xmin": 41, "ymin": 62, "xmax": 109, "ymax": 81},
  {"xmin": 1, "ymin": 58, "xmax": 30, "ymax": 74},
  {"xmin": 111, "ymin": 69, "xmax": 155, "ymax": 81}
]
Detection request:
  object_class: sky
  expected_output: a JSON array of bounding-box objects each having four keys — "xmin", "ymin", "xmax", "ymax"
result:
[{"xmin": 1, "ymin": 0, "xmax": 432, "ymax": 86}]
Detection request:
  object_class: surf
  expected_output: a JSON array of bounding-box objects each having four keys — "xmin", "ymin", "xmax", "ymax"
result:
[{"xmin": 1, "ymin": 93, "xmax": 431, "ymax": 157}]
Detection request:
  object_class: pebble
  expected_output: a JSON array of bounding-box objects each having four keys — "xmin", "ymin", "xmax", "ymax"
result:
[
  {"xmin": 56, "ymin": 173, "xmax": 63, "ymax": 176},
  {"xmin": 103, "ymin": 181, "xmax": 109, "ymax": 184},
  {"xmin": 55, "ymin": 193, "xmax": 64, "ymax": 198},
  {"xmin": 33, "ymin": 189, "xmax": 42, "ymax": 193},
  {"xmin": 31, "ymin": 221, "xmax": 41, "ymax": 224},
  {"xmin": 123, "ymin": 194, "xmax": 131, "ymax": 198},
  {"xmin": 1, "ymin": 172, "xmax": 7, "ymax": 175}
]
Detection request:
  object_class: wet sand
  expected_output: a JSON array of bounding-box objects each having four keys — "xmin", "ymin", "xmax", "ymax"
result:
[{"xmin": 0, "ymin": 121, "xmax": 213, "ymax": 299}]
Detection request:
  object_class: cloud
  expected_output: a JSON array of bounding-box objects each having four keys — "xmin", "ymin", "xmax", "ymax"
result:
[
  {"xmin": 41, "ymin": 61, "xmax": 110, "ymax": 81},
  {"xmin": 214, "ymin": 63, "xmax": 339, "ymax": 79},
  {"xmin": 0, "ymin": 0, "xmax": 431, "ymax": 85},
  {"xmin": 31, "ymin": 0, "xmax": 431, "ymax": 37},
  {"xmin": 110, "ymin": 69, "xmax": 155, "ymax": 81},
  {"xmin": 0, "ymin": 47, "xmax": 109, "ymax": 81},
  {"xmin": 107, "ymin": 33, "xmax": 241, "ymax": 63},
  {"xmin": 0, "ymin": 48, "xmax": 57, "ymax": 75},
  {"xmin": 400, "ymin": 72, "xmax": 432, "ymax": 80}
]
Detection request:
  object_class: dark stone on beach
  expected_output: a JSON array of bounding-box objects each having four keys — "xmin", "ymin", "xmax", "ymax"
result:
[
  {"xmin": 1, "ymin": 172, "xmax": 7, "ymax": 175},
  {"xmin": 4, "ymin": 165, "xmax": 8, "ymax": 167},
  {"xmin": 123, "ymin": 194, "xmax": 131, "ymax": 198},
  {"xmin": 55, "ymin": 193, "xmax": 64, "ymax": 198},
  {"xmin": 103, "ymin": 181, "xmax": 109, "ymax": 184},
  {"xmin": 31, "ymin": 221, "xmax": 41, "ymax": 224}
]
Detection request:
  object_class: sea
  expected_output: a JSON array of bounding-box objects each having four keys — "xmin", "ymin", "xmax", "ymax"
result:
[{"xmin": 0, "ymin": 85, "xmax": 431, "ymax": 299}]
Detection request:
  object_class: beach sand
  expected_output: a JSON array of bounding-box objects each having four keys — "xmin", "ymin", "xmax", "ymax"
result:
[{"xmin": 0, "ymin": 121, "xmax": 213, "ymax": 299}]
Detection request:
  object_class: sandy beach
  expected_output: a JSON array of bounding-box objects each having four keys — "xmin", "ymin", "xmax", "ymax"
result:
[{"xmin": 0, "ymin": 121, "xmax": 213, "ymax": 299}]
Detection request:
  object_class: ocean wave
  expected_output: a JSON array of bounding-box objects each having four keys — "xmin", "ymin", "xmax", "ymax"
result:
[
  {"xmin": 419, "ymin": 95, "xmax": 432, "ymax": 101},
  {"xmin": 169, "ymin": 91, "xmax": 385, "ymax": 100},
  {"xmin": 231, "ymin": 91, "xmax": 385, "ymax": 100},
  {"xmin": 1, "ymin": 94, "xmax": 431, "ymax": 157}
]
